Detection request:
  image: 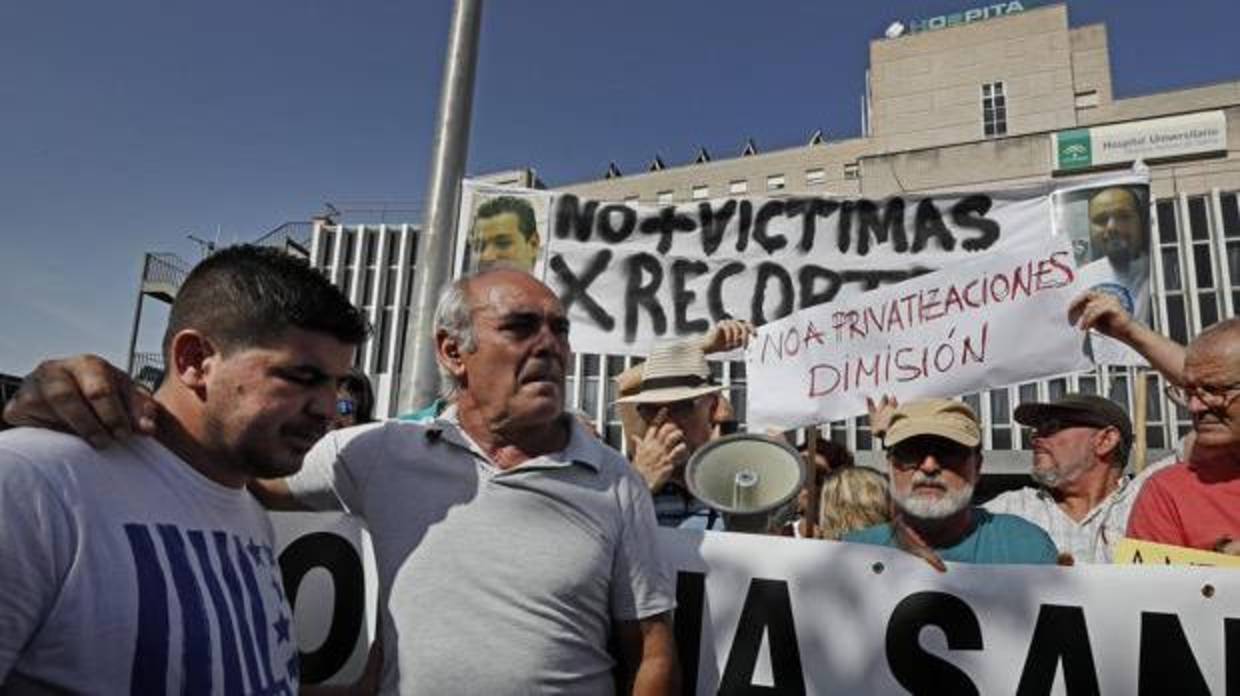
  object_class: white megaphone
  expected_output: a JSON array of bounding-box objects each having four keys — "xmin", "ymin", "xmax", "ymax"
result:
[{"xmin": 684, "ymin": 433, "xmax": 808, "ymax": 533}]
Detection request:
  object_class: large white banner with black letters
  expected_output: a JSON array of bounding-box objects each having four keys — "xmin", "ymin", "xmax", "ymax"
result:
[
  {"xmin": 461, "ymin": 176, "xmax": 1148, "ymax": 359},
  {"xmin": 277, "ymin": 518, "xmax": 1236, "ymax": 693}
]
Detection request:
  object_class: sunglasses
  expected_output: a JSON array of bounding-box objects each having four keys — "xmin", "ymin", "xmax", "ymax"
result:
[
  {"xmin": 888, "ymin": 439, "xmax": 974, "ymax": 470},
  {"xmin": 1024, "ymin": 418, "xmax": 1100, "ymax": 439},
  {"xmin": 336, "ymin": 399, "xmax": 357, "ymax": 416},
  {"xmin": 637, "ymin": 396, "xmax": 706, "ymax": 421}
]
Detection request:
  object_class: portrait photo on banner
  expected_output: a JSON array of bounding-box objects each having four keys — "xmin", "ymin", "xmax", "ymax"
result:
[
  {"xmin": 454, "ymin": 181, "xmax": 552, "ymax": 278},
  {"xmin": 1052, "ymin": 174, "xmax": 1152, "ymax": 364}
]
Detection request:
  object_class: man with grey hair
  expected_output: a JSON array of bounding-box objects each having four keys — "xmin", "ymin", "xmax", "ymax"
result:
[
  {"xmin": 4, "ymin": 267, "xmax": 679, "ymax": 694},
  {"xmin": 845, "ymin": 399, "xmax": 1058, "ymax": 565},
  {"xmin": 983, "ymin": 394, "xmax": 1138, "ymax": 563}
]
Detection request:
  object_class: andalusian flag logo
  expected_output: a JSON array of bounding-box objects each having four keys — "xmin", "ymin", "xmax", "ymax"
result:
[{"xmin": 1057, "ymin": 129, "xmax": 1092, "ymax": 169}]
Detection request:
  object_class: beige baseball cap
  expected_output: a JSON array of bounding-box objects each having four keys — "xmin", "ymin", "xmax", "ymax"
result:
[{"xmin": 884, "ymin": 398, "xmax": 982, "ymax": 448}]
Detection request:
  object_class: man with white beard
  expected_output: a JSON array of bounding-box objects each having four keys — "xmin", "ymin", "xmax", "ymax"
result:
[
  {"xmin": 845, "ymin": 399, "xmax": 1058, "ymax": 565},
  {"xmin": 984, "ymin": 394, "xmax": 1138, "ymax": 563}
]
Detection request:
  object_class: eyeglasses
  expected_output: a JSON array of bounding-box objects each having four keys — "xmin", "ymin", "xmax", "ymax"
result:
[
  {"xmin": 336, "ymin": 399, "xmax": 357, "ymax": 416},
  {"xmin": 637, "ymin": 396, "xmax": 706, "ymax": 421},
  {"xmin": 888, "ymin": 439, "xmax": 974, "ymax": 470},
  {"xmin": 1165, "ymin": 383, "xmax": 1240, "ymax": 409}
]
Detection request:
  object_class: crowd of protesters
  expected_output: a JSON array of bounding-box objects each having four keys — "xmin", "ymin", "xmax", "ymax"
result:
[{"xmin": 1, "ymin": 246, "xmax": 1237, "ymax": 693}]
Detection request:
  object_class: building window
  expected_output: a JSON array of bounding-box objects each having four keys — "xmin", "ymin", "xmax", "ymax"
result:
[
  {"xmin": 691, "ymin": 185, "xmax": 710, "ymax": 200},
  {"xmin": 843, "ymin": 162, "xmax": 860, "ymax": 180},
  {"xmin": 729, "ymin": 180, "xmax": 748, "ymax": 195},
  {"xmin": 656, "ymin": 190, "xmax": 674, "ymax": 204},
  {"xmin": 766, "ymin": 174, "xmax": 786, "ymax": 192},
  {"xmin": 1074, "ymin": 90, "xmax": 1099, "ymax": 110},
  {"xmin": 805, "ymin": 168, "xmax": 825, "ymax": 186},
  {"xmin": 982, "ymin": 81, "xmax": 1007, "ymax": 138}
]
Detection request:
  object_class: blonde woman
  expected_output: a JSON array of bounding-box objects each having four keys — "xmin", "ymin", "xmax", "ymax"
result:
[{"xmin": 818, "ymin": 467, "xmax": 892, "ymax": 541}]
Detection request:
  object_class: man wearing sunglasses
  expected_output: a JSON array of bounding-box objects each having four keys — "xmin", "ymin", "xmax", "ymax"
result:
[
  {"xmin": 1127, "ymin": 318, "xmax": 1240, "ymax": 553},
  {"xmin": 983, "ymin": 394, "xmax": 1136, "ymax": 563},
  {"xmin": 846, "ymin": 399, "xmax": 1058, "ymax": 565}
]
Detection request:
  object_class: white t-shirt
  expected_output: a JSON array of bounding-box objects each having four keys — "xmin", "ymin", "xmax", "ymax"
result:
[{"xmin": 0, "ymin": 429, "xmax": 297, "ymax": 694}]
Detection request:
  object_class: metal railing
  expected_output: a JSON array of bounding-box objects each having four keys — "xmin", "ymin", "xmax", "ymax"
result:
[
  {"xmin": 143, "ymin": 253, "xmax": 191, "ymax": 290},
  {"xmin": 130, "ymin": 352, "xmax": 165, "ymax": 391}
]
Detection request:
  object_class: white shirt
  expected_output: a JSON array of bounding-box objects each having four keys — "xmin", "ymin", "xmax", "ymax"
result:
[{"xmin": 983, "ymin": 475, "xmax": 1144, "ymax": 563}]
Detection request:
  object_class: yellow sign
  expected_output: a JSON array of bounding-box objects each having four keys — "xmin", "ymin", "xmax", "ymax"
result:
[{"xmin": 1113, "ymin": 538, "xmax": 1240, "ymax": 568}]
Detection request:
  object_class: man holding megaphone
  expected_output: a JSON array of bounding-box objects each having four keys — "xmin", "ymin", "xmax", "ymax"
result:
[{"xmin": 614, "ymin": 321, "xmax": 753, "ymax": 528}]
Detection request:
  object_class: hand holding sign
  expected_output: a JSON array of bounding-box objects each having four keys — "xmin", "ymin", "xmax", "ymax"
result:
[
  {"xmin": 1068, "ymin": 290, "xmax": 1137, "ymax": 340},
  {"xmin": 700, "ymin": 319, "xmax": 756, "ymax": 355}
]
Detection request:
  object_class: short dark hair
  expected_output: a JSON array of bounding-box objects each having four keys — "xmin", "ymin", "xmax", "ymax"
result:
[
  {"xmin": 475, "ymin": 196, "xmax": 537, "ymax": 241},
  {"xmin": 163, "ymin": 245, "xmax": 369, "ymax": 362},
  {"xmin": 802, "ymin": 438, "xmax": 856, "ymax": 486},
  {"xmin": 1089, "ymin": 185, "xmax": 1149, "ymax": 247},
  {"xmin": 340, "ymin": 369, "xmax": 376, "ymax": 424}
]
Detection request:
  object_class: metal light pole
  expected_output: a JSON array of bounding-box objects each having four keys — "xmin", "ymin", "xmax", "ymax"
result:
[{"xmin": 397, "ymin": 0, "xmax": 484, "ymax": 413}]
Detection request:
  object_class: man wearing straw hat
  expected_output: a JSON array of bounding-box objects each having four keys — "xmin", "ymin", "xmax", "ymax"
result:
[{"xmin": 615, "ymin": 321, "xmax": 751, "ymax": 528}]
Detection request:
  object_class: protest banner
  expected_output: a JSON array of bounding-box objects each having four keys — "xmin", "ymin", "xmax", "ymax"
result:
[
  {"xmin": 454, "ymin": 175, "xmax": 1152, "ymax": 362},
  {"xmin": 276, "ymin": 520, "xmax": 1238, "ymax": 692},
  {"xmin": 664, "ymin": 529, "xmax": 1236, "ymax": 695},
  {"xmin": 1114, "ymin": 538, "xmax": 1240, "ymax": 568},
  {"xmin": 271, "ymin": 513, "xmax": 377, "ymax": 685},
  {"xmin": 744, "ymin": 233, "xmax": 1093, "ymax": 428},
  {"xmin": 462, "ymin": 180, "xmax": 1059, "ymax": 356}
]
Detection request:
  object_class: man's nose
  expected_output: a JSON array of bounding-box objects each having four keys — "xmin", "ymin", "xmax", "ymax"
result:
[{"xmin": 917, "ymin": 455, "xmax": 942, "ymax": 473}]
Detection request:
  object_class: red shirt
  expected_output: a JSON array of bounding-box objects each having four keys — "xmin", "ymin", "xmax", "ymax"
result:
[{"xmin": 1127, "ymin": 458, "xmax": 1240, "ymax": 550}]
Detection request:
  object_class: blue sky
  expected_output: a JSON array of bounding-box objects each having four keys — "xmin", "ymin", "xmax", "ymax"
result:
[{"xmin": 2, "ymin": 0, "xmax": 1237, "ymax": 375}]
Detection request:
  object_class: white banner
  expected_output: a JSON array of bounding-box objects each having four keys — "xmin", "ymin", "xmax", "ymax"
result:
[
  {"xmin": 744, "ymin": 234, "xmax": 1093, "ymax": 428},
  {"xmin": 1054, "ymin": 110, "xmax": 1227, "ymax": 171},
  {"xmin": 271, "ymin": 513, "xmax": 377, "ymax": 686},
  {"xmin": 458, "ymin": 175, "xmax": 1151, "ymax": 361},
  {"xmin": 275, "ymin": 518, "xmax": 1238, "ymax": 693},
  {"xmin": 664, "ymin": 528, "xmax": 1236, "ymax": 695}
]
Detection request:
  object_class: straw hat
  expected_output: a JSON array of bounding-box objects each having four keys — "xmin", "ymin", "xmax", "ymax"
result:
[{"xmin": 615, "ymin": 341, "xmax": 727, "ymax": 404}]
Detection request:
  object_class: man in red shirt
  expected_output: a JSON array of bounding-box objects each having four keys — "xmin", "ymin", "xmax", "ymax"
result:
[{"xmin": 1125, "ymin": 318, "xmax": 1240, "ymax": 551}]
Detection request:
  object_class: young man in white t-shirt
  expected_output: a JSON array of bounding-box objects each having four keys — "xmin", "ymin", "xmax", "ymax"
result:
[{"xmin": 0, "ymin": 245, "xmax": 369, "ymax": 694}]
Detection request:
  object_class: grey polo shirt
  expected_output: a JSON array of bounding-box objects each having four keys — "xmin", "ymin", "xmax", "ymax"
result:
[{"xmin": 287, "ymin": 410, "xmax": 675, "ymax": 695}]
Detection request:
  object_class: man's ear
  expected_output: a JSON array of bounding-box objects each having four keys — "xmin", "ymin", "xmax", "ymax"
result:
[
  {"xmin": 168, "ymin": 330, "xmax": 217, "ymax": 389},
  {"xmin": 1094, "ymin": 427, "xmax": 1121, "ymax": 460},
  {"xmin": 435, "ymin": 330, "xmax": 468, "ymax": 383}
]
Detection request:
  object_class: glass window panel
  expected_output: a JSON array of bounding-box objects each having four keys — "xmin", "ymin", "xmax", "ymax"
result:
[
  {"xmin": 1188, "ymin": 197, "xmax": 1210, "ymax": 241},
  {"xmin": 1018, "ymin": 383, "xmax": 1038, "ymax": 404},
  {"xmin": 730, "ymin": 387, "xmax": 747, "ymax": 424},
  {"xmin": 984, "ymin": 123, "xmax": 996, "ymax": 137},
  {"xmin": 991, "ymin": 428, "xmax": 1012, "ymax": 450},
  {"xmin": 1226, "ymin": 242, "xmax": 1240, "ymax": 283},
  {"xmin": 1193, "ymin": 244, "xmax": 1215, "ymax": 288},
  {"xmin": 605, "ymin": 424, "xmax": 623, "ymax": 450},
  {"xmin": 582, "ymin": 354, "xmax": 600, "ymax": 375},
  {"xmin": 962, "ymin": 393, "xmax": 982, "ymax": 416},
  {"xmin": 1078, "ymin": 375, "xmax": 1097, "ymax": 395},
  {"xmin": 362, "ymin": 267, "xmax": 375, "ymax": 305},
  {"xmin": 1156, "ymin": 201, "xmax": 1178, "ymax": 243},
  {"xmin": 731, "ymin": 361, "xmax": 746, "ymax": 380},
  {"xmin": 709, "ymin": 362, "xmax": 723, "ymax": 380},
  {"xmin": 990, "ymin": 390, "xmax": 1010, "ymax": 424},
  {"xmin": 1145, "ymin": 374, "xmax": 1163, "ymax": 422},
  {"xmin": 996, "ymin": 122, "xmax": 1007, "ymax": 136},
  {"xmin": 342, "ymin": 232, "xmax": 356, "ymax": 264},
  {"xmin": 340, "ymin": 268, "xmax": 353, "ymax": 297},
  {"xmin": 1222, "ymin": 193, "xmax": 1240, "ymax": 239},
  {"xmin": 319, "ymin": 230, "xmax": 335, "ymax": 265},
  {"xmin": 1177, "ymin": 423, "xmax": 1193, "ymax": 439},
  {"xmin": 1160, "ymin": 248, "xmax": 1182, "ymax": 290},
  {"xmin": 1165, "ymin": 295, "xmax": 1188, "ymax": 344},
  {"xmin": 581, "ymin": 378, "xmax": 599, "ymax": 413},
  {"xmin": 364, "ymin": 229, "xmax": 378, "ymax": 265},
  {"xmin": 1198, "ymin": 292, "xmax": 1219, "ymax": 328},
  {"xmin": 1146, "ymin": 426, "xmax": 1166, "ymax": 450},
  {"xmin": 564, "ymin": 376, "xmax": 576, "ymax": 407},
  {"xmin": 1107, "ymin": 373, "xmax": 1130, "ymax": 411},
  {"xmin": 1048, "ymin": 378, "xmax": 1068, "ymax": 400}
]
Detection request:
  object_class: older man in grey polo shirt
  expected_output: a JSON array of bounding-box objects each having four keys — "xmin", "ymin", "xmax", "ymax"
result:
[{"xmin": 279, "ymin": 268, "xmax": 677, "ymax": 694}]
